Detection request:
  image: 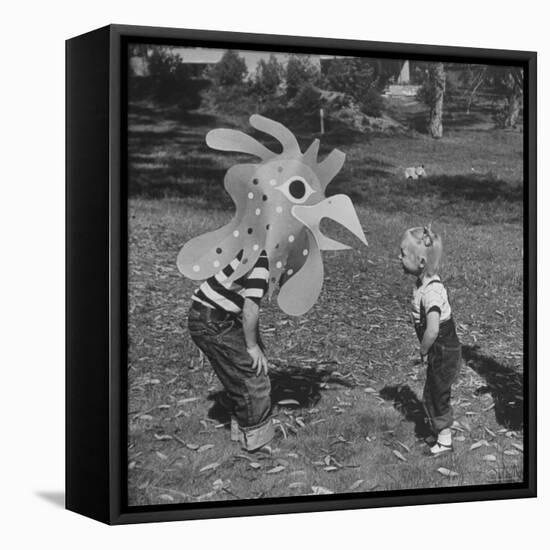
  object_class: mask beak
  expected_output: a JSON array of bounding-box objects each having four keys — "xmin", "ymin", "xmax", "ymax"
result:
[{"xmin": 291, "ymin": 194, "xmax": 368, "ymax": 250}]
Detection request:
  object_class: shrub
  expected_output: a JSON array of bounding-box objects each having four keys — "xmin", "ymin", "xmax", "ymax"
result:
[
  {"xmin": 285, "ymin": 55, "xmax": 321, "ymax": 100},
  {"xmin": 323, "ymin": 58, "xmax": 383, "ymax": 117},
  {"xmin": 207, "ymin": 50, "xmax": 248, "ymax": 87},
  {"xmin": 253, "ymin": 55, "xmax": 284, "ymax": 97}
]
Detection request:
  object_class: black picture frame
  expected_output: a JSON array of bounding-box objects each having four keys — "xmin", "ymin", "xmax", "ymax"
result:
[{"xmin": 66, "ymin": 24, "xmax": 537, "ymax": 525}]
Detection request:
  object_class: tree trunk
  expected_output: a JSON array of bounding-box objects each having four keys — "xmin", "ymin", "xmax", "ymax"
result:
[
  {"xmin": 504, "ymin": 90, "xmax": 521, "ymax": 128},
  {"xmin": 428, "ymin": 62, "xmax": 446, "ymax": 139}
]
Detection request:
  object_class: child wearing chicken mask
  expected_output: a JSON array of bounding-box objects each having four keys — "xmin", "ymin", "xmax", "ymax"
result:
[
  {"xmin": 178, "ymin": 115, "xmax": 368, "ymax": 452},
  {"xmin": 187, "ymin": 250, "xmax": 273, "ymax": 452},
  {"xmin": 399, "ymin": 225, "xmax": 461, "ymax": 455}
]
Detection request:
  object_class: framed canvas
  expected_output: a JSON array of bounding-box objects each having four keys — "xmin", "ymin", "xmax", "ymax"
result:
[{"xmin": 66, "ymin": 24, "xmax": 536, "ymax": 525}]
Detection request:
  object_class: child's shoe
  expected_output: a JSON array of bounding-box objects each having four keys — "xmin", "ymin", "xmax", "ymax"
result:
[{"xmin": 429, "ymin": 428, "xmax": 453, "ymax": 456}]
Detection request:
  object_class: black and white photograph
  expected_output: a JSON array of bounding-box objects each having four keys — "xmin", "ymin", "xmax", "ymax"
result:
[
  {"xmin": 125, "ymin": 42, "xmax": 529, "ymax": 506},
  {"xmin": 6, "ymin": 0, "xmax": 550, "ymax": 544}
]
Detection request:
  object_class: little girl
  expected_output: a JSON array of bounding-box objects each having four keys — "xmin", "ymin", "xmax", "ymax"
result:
[{"xmin": 398, "ymin": 225, "xmax": 462, "ymax": 455}]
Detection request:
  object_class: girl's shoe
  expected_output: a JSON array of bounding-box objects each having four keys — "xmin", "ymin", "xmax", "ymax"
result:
[{"xmin": 429, "ymin": 441, "xmax": 453, "ymax": 455}]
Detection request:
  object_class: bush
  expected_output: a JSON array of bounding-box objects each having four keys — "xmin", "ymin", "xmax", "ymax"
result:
[
  {"xmin": 285, "ymin": 55, "xmax": 321, "ymax": 100},
  {"xmin": 129, "ymin": 46, "xmax": 204, "ymax": 108},
  {"xmin": 291, "ymin": 84, "xmax": 322, "ymax": 118},
  {"xmin": 323, "ymin": 58, "xmax": 383, "ymax": 117},
  {"xmin": 253, "ymin": 55, "xmax": 284, "ymax": 97},
  {"xmin": 202, "ymin": 82, "xmax": 258, "ymax": 119},
  {"xmin": 208, "ymin": 50, "xmax": 248, "ymax": 87}
]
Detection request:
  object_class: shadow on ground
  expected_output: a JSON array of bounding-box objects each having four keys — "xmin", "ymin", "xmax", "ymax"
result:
[
  {"xmin": 414, "ymin": 174, "xmax": 522, "ymax": 203},
  {"xmin": 379, "ymin": 345, "xmax": 524, "ymax": 434},
  {"xmin": 379, "ymin": 385, "xmax": 432, "ymax": 439},
  {"xmin": 462, "ymin": 344, "xmax": 524, "ymax": 430},
  {"xmin": 206, "ymin": 364, "xmax": 354, "ymax": 425},
  {"xmin": 35, "ymin": 491, "xmax": 65, "ymax": 509}
]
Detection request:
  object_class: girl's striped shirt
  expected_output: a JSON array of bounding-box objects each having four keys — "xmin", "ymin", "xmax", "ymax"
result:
[{"xmin": 192, "ymin": 251, "xmax": 269, "ymax": 313}]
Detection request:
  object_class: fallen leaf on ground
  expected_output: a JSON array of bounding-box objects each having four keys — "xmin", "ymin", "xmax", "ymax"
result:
[
  {"xmin": 395, "ymin": 440, "xmax": 410, "ymax": 453},
  {"xmin": 483, "ymin": 454, "xmax": 497, "ymax": 462},
  {"xmin": 186, "ymin": 443, "xmax": 199, "ymax": 450},
  {"xmin": 158, "ymin": 494, "xmax": 174, "ymax": 502},
  {"xmin": 437, "ymin": 467, "xmax": 459, "ymax": 477},
  {"xmin": 504, "ymin": 450, "xmax": 520, "ymax": 456},
  {"xmin": 197, "ymin": 444, "xmax": 214, "ymax": 453},
  {"xmin": 199, "ymin": 462, "xmax": 220, "ymax": 473},
  {"xmin": 156, "ymin": 451, "xmax": 168, "ymax": 460},
  {"xmin": 512, "ymin": 443, "xmax": 524, "ymax": 452},
  {"xmin": 324, "ymin": 466, "xmax": 338, "ymax": 472},
  {"xmin": 267, "ymin": 465, "xmax": 286, "ymax": 474},
  {"xmin": 178, "ymin": 397, "xmax": 200, "ymax": 405},
  {"xmin": 212, "ymin": 479, "xmax": 225, "ymax": 490},
  {"xmin": 154, "ymin": 434, "xmax": 173, "ymax": 441},
  {"xmin": 348, "ymin": 480, "xmax": 364, "ymax": 491},
  {"xmin": 249, "ymin": 462, "xmax": 261, "ymax": 469},
  {"xmin": 392, "ymin": 450, "xmax": 407, "ymax": 462},
  {"xmin": 288, "ymin": 482, "xmax": 306, "ymax": 489}
]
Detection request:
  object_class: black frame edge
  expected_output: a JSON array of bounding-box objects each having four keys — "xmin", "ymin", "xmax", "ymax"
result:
[
  {"xmin": 66, "ymin": 25, "xmax": 112, "ymax": 525},
  {"xmin": 526, "ymin": 51, "xmax": 537, "ymax": 498}
]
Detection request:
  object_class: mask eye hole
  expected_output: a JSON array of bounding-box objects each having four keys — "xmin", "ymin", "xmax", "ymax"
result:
[{"xmin": 276, "ymin": 176, "xmax": 315, "ymax": 204}]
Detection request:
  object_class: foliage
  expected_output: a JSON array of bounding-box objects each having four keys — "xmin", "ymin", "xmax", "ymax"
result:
[
  {"xmin": 253, "ymin": 54, "xmax": 284, "ymax": 97},
  {"xmin": 323, "ymin": 58, "xmax": 384, "ymax": 117},
  {"xmin": 207, "ymin": 50, "xmax": 248, "ymax": 87},
  {"xmin": 203, "ymin": 51, "xmax": 253, "ymax": 117},
  {"xmin": 290, "ymin": 83, "xmax": 322, "ymax": 119},
  {"xmin": 486, "ymin": 67, "xmax": 523, "ymax": 128},
  {"xmin": 202, "ymin": 82, "xmax": 258, "ymax": 120},
  {"xmin": 285, "ymin": 55, "xmax": 321, "ymax": 100},
  {"xmin": 129, "ymin": 46, "xmax": 204, "ymax": 109}
]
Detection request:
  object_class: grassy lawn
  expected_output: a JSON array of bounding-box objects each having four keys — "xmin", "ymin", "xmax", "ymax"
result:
[{"xmin": 127, "ymin": 101, "xmax": 524, "ymax": 506}]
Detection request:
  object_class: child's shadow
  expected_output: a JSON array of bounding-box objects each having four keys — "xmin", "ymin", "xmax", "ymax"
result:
[
  {"xmin": 462, "ymin": 344, "xmax": 523, "ymax": 430},
  {"xmin": 380, "ymin": 346, "xmax": 524, "ymax": 435},
  {"xmin": 378, "ymin": 385, "xmax": 432, "ymax": 439},
  {"xmin": 207, "ymin": 364, "xmax": 354, "ymax": 423}
]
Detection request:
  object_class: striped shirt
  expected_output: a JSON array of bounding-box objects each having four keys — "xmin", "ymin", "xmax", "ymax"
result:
[
  {"xmin": 411, "ymin": 275, "xmax": 452, "ymax": 328},
  {"xmin": 192, "ymin": 251, "xmax": 269, "ymax": 314}
]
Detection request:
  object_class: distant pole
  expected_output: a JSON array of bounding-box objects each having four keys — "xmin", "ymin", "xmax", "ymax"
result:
[{"xmin": 320, "ymin": 108, "xmax": 325, "ymax": 134}]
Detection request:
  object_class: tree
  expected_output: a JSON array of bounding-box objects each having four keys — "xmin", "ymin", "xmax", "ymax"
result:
[
  {"xmin": 253, "ymin": 54, "xmax": 284, "ymax": 97},
  {"xmin": 418, "ymin": 62, "xmax": 446, "ymax": 138},
  {"xmin": 209, "ymin": 50, "xmax": 248, "ymax": 87},
  {"xmin": 323, "ymin": 57, "xmax": 383, "ymax": 117},
  {"xmin": 459, "ymin": 64, "xmax": 488, "ymax": 114},
  {"xmin": 139, "ymin": 46, "xmax": 199, "ymax": 107},
  {"xmin": 490, "ymin": 67, "xmax": 523, "ymax": 128},
  {"xmin": 285, "ymin": 55, "xmax": 320, "ymax": 100}
]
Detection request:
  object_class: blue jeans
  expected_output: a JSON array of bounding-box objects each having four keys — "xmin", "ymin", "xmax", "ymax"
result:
[{"xmin": 187, "ymin": 303, "xmax": 273, "ymax": 450}]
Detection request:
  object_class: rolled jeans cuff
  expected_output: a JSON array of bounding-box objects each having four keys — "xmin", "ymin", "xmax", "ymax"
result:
[{"xmin": 239, "ymin": 417, "xmax": 274, "ymax": 451}]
